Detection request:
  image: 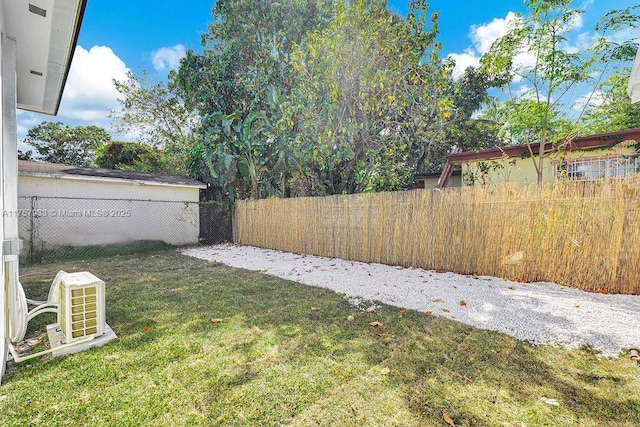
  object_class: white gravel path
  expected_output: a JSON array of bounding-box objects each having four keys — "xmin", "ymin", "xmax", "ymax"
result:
[{"xmin": 181, "ymin": 244, "xmax": 640, "ymax": 358}]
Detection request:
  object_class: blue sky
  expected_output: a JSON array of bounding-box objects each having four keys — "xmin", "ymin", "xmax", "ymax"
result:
[{"xmin": 17, "ymin": 0, "xmax": 640, "ymax": 149}]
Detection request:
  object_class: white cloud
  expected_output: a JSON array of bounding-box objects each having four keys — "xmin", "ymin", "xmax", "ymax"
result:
[
  {"xmin": 448, "ymin": 49, "xmax": 481, "ymax": 79},
  {"xmin": 605, "ymin": 26, "xmax": 640, "ymax": 46},
  {"xmin": 450, "ymin": 12, "xmax": 522, "ymax": 78},
  {"xmin": 573, "ymin": 90, "xmax": 607, "ymax": 111},
  {"xmin": 568, "ymin": 12, "xmax": 584, "ymax": 32},
  {"xmin": 575, "ymin": 31, "xmax": 593, "ymax": 49},
  {"xmin": 471, "ymin": 12, "xmax": 521, "ymax": 55},
  {"xmin": 58, "ymin": 45, "xmax": 129, "ymax": 124},
  {"xmin": 514, "ymin": 84, "xmax": 532, "ymax": 97},
  {"xmin": 449, "ymin": 10, "xmax": 589, "ymax": 80},
  {"xmin": 513, "ymin": 50, "xmax": 538, "ymax": 73},
  {"xmin": 561, "ymin": 43, "xmax": 580, "ymax": 55},
  {"xmin": 17, "ymin": 110, "xmax": 43, "ymax": 138},
  {"xmin": 151, "ymin": 44, "xmax": 186, "ymax": 71}
]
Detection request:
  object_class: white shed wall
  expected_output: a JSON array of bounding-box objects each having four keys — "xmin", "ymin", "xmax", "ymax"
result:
[
  {"xmin": 19, "ymin": 174, "xmax": 201, "ymax": 201},
  {"xmin": 18, "ymin": 175, "xmax": 202, "ymax": 247}
]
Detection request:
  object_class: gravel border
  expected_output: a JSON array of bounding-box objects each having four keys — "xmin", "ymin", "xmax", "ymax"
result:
[{"xmin": 182, "ymin": 244, "xmax": 640, "ymax": 358}]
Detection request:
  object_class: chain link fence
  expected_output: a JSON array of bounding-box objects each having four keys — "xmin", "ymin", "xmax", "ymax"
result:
[{"xmin": 15, "ymin": 196, "xmax": 232, "ymax": 264}]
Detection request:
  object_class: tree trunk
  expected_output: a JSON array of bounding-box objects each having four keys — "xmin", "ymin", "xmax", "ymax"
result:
[{"xmin": 537, "ymin": 128, "xmax": 547, "ymax": 183}]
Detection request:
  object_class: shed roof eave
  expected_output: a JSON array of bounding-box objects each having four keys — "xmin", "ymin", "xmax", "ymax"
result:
[{"xmin": 19, "ymin": 171, "xmax": 207, "ymax": 190}]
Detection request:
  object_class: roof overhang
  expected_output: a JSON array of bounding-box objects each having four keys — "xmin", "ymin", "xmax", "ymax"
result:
[
  {"xmin": 20, "ymin": 170, "xmax": 208, "ymax": 189},
  {"xmin": 449, "ymin": 128, "xmax": 640, "ymax": 164},
  {"xmin": 629, "ymin": 45, "xmax": 640, "ymax": 103},
  {"xmin": 414, "ymin": 170, "xmax": 461, "ymax": 180},
  {"xmin": 3, "ymin": 0, "xmax": 87, "ymax": 115},
  {"xmin": 18, "ymin": 160, "xmax": 208, "ymax": 189}
]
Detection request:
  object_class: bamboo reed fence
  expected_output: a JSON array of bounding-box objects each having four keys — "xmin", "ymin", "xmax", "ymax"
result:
[{"xmin": 234, "ymin": 179, "xmax": 640, "ymax": 295}]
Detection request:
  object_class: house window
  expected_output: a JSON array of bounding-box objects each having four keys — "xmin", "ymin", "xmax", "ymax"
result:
[{"xmin": 555, "ymin": 156, "xmax": 640, "ymax": 180}]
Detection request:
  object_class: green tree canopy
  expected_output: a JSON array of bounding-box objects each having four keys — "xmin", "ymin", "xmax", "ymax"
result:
[
  {"xmin": 95, "ymin": 141, "xmax": 183, "ymax": 175},
  {"xmin": 581, "ymin": 68, "xmax": 640, "ymax": 134},
  {"xmin": 285, "ymin": 0, "xmax": 436, "ymax": 193},
  {"xmin": 171, "ymin": 0, "xmax": 332, "ymax": 116},
  {"xmin": 286, "ymin": 0, "xmax": 503, "ymax": 193},
  {"xmin": 110, "ymin": 70, "xmax": 197, "ymax": 175},
  {"xmin": 169, "ymin": 0, "xmax": 502, "ymax": 200},
  {"xmin": 170, "ymin": 0, "xmax": 335, "ymax": 199},
  {"xmin": 23, "ymin": 122, "xmax": 111, "ymax": 167}
]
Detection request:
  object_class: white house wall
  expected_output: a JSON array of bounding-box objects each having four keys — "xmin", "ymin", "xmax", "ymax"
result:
[
  {"xmin": 0, "ymin": 0, "xmax": 7, "ymax": 380},
  {"xmin": 19, "ymin": 174, "xmax": 202, "ymax": 201},
  {"xmin": 1, "ymin": 0, "xmax": 86, "ymax": 383},
  {"xmin": 18, "ymin": 175, "xmax": 202, "ymax": 247}
]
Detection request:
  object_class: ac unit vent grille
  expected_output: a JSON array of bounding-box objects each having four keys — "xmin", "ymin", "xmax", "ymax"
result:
[{"xmin": 58, "ymin": 272, "xmax": 105, "ymax": 343}]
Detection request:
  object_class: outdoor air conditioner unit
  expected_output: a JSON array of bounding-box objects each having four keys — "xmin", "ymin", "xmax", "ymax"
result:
[{"xmin": 57, "ymin": 272, "xmax": 106, "ymax": 343}]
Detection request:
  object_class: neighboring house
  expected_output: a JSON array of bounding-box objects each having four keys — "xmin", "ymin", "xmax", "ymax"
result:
[
  {"xmin": 17, "ymin": 161, "xmax": 206, "ymax": 248},
  {"xmin": 414, "ymin": 170, "xmax": 462, "ymax": 189},
  {"xmin": 447, "ymin": 128, "xmax": 640, "ymax": 186},
  {"xmin": 1, "ymin": 1, "xmax": 87, "ymax": 381}
]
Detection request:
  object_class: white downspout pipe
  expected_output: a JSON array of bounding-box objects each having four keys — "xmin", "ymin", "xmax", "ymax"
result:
[
  {"xmin": 629, "ymin": 46, "xmax": 640, "ymax": 104},
  {"xmin": 2, "ymin": 33, "xmax": 20, "ymax": 341},
  {"xmin": 1, "ymin": 33, "xmax": 18, "ymax": 383}
]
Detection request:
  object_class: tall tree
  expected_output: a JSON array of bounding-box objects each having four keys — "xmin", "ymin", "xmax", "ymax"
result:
[
  {"xmin": 286, "ymin": 0, "xmax": 433, "ymax": 193},
  {"xmin": 110, "ymin": 70, "xmax": 197, "ymax": 175},
  {"xmin": 171, "ymin": 0, "xmax": 333, "ymax": 200},
  {"xmin": 18, "ymin": 150, "xmax": 34, "ymax": 161},
  {"xmin": 480, "ymin": 1, "xmax": 639, "ymax": 182},
  {"xmin": 287, "ymin": 0, "xmax": 499, "ymax": 193},
  {"xmin": 581, "ymin": 68, "xmax": 640, "ymax": 134},
  {"xmin": 95, "ymin": 141, "xmax": 182, "ymax": 175},
  {"xmin": 23, "ymin": 122, "xmax": 111, "ymax": 167},
  {"xmin": 190, "ymin": 86, "xmax": 293, "ymax": 200},
  {"xmin": 176, "ymin": 0, "xmax": 498, "ymax": 199},
  {"xmin": 171, "ymin": 0, "xmax": 332, "ymax": 117},
  {"xmin": 410, "ymin": 64, "xmax": 508, "ymax": 176}
]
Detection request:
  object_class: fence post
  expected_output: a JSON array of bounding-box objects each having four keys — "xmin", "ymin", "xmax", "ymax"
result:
[
  {"xmin": 231, "ymin": 203, "xmax": 236, "ymax": 244},
  {"xmin": 29, "ymin": 196, "xmax": 36, "ymax": 263}
]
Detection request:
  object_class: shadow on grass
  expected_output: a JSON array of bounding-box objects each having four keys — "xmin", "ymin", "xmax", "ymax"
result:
[
  {"xmin": 21, "ymin": 240, "xmax": 171, "ymax": 266},
  {"xmin": 9, "ymin": 250, "xmax": 640, "ymax": 426}
]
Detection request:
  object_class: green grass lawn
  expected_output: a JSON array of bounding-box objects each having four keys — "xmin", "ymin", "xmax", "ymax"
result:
[{"xmin": 2, "ymin": 250, "xmax": 639, "ymax": 426}]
